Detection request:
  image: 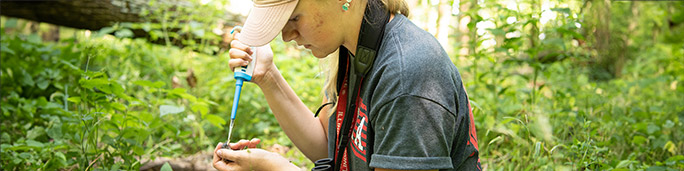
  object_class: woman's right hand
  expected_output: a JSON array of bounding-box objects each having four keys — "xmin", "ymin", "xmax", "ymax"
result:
[
  {"xmin": 212, "ymin": 139, "xmax": 299, "ymax": 171},
  {"xmin": 228, "ymin": 28, "xmax": 278, "ymax": 87}
]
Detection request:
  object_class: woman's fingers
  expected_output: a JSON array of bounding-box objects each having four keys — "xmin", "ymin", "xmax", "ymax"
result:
[
  {"xmin": 228, "ymin": 48, "xmax": 252, "ymax": 62},
  {"xmin": 228, "ymin": 29, "xmax": 254, "ymax": 72},
  {"xmin": 228, "ymin": 39, "xmax": 254, "ymax": 72},
  {"xmin": 230, "ymin": 139, "xmax": 251, "ymax": 150},
  {"xmin": 228, "ymin": 140, "xmax": 245, "ymax": 150},
  {"xmin": 213, "ymin": 143, "xmax": 229, "ymax": 170},
  {"xmin": 227, "ymin": 138, "xmax": 261, "ymax": 150},
  {"xmin": 230, "ymin": 26, "xmax": 242, "ymax": 35},
  {"xmin": 230, "ymin": 36, "xmax": 253, "ymax": 55},
  {"xmin": 228, "ymin": 58, "xmax": 250, "ymax": 71},
  {"xmin": 216, "ymin": 148, "xmax": 295, "ymax": 171},
  {"xmin": 248, "ymin": 138, "xmax": 261, "ymax": 148},
  {"xmin": 213, "ymin": 143, "xmax": 221, "ymax": 162},
  {"xmin": 217, "ymin": 148, "xmax": 246, "ymax": 163}
]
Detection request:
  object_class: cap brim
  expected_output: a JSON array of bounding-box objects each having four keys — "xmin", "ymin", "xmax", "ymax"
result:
[{"xmin": 237, "ymin": 0, "xmax": 298, "ymax": 46}]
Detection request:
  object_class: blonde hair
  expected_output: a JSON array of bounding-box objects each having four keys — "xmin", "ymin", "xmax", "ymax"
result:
[
  {"xmin": 320, "ymin": 0, "xmax": 409, "ymax": 116},
  {"xmin": 381, "ymin": 0, "xmax": 410, "ymax": 17}
]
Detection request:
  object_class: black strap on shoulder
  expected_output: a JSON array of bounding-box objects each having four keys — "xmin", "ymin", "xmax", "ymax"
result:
[{"xmin": 334, "ymin": 1, "xmax": 390, "ymax": 170}]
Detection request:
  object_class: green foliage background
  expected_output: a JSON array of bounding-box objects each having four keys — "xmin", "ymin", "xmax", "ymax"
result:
[{"xmin": 1, "ymin": 0, "xmax": 683, "ymax": 170}]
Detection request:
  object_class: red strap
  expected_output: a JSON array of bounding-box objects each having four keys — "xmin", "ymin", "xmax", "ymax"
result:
[
  {"xmin": 334, "ymin": 74, "xmax": 350, "ymax": 171},
  {"xmin": 334, "ymin": 62, "xmax": 363, "ymax": 171},
  {"xmin": 334, "ymin": 74, "xmax": 348, "ymax": 157}
]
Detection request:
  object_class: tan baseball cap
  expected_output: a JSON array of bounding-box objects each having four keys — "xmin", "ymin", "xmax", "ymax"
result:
[{"xmin": 237, "ymin": 0, "xmax": 299, "ymax": 46}]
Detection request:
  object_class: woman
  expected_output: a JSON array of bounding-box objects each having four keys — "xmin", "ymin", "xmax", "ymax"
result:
[{"xmin": 212, "ymin": 0, "xmax": 481, "ymax": 169}]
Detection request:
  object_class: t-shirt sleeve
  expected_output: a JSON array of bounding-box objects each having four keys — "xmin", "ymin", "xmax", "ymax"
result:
[{"xmin": 369, "ymin": 95, "xmax": 458, "ymax": 170}]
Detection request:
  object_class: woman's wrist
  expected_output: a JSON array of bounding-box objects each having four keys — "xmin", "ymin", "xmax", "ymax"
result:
[
  {"xmin": 265, "ymin": 151, "xmax": 301, "ymax": 171},
  {"xmin": 257, "ymin": 63, "xmax": 282, "ymax": 91}
]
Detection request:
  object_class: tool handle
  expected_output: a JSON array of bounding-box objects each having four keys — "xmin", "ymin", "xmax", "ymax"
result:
[
  {"xmin": 234, "ymin": 47, "xmax": 257, "ymax": 81},
  {"xmin": 230, "ymin": 83, "xmax": 243, "ymax": 120}
]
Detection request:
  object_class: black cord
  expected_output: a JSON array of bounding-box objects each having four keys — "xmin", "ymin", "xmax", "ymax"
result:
[{"xmin": 314, "ymin": 102, "xmax": 335, "ymax": 117}]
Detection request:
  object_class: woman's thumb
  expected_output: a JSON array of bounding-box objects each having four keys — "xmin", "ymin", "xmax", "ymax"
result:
[{"xmin": 217, "ymin": 149, "xmax": 243, "ymax": 162}]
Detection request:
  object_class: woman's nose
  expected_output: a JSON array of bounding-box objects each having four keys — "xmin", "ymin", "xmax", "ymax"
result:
[{"xmin": 281, "ymin": 24, "xmax": 298, "ymax": 42}]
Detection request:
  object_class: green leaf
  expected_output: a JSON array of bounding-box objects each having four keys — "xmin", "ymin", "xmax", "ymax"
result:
[
  {"xmin": 150, "ymin": 30, "xmax": 162, "ymax": 41},
  {"xmin": 142, "ymin": 23, "xmax": 152, "ymax": 32},
  {"xmin": 488, "ymin": 136, "xmax": 503, "ymax": 145},
  {"xmin": 645, "ymin": 166, "xmax": 667, "ymax": 171},
  {"xmin": 18, "ymin": 152, "xmax": 32, "ymax": 159},
  {"xmin": 153, "ymin": 81, "xmax": 166, "ymax": 88},
  {"xmin": 616, "ymin": 160, "xmax": 633, "ymax": 168},
  {"xmin": 133, "ymin": 146, "xmax": 144, "ymax": 155},
  {"xmin": 54, "ymin": 152, "xmax": 67, "ymax": 164},
  {"xmin": 111, "ymin": 82, "xmax": 126, "ymax": 97},
  {"xmin": 25, "ymin": 139, "xmax": 44, "ymax": 148},
  {"xmin": 205, "ymin": 114, "xmax": 226, "ymax": 129},
  {"xmin": 666, "ymin": 155, "xmax": 684, "ymax": 165},
  {"xmin": 664, "ymin": 141, "xmax": 677, "ymax": 155},
  {"xmin": 20, "ymin": 70, "xmax": 35, "ymax": 87},
  {"xmin": 60, "ymin": 60, "xmax": 80, "ymax": 71},
  {"xmin": 27, "ymin": 34, "xmax": 42, "ymax": 44},
  {"xmin": 47, "ymin": 123, "xmax": 63, "ymax": 140},
  {"xmin": 550, "ymin": 7, "xmax": 571, "ymax": 15},
  {"xmin": 647, "ymin": 124, "xmax": 660, "ymax": 135},
  {"xmin": 115, "ymin": 28, "xmax": 134, "ymax": 38},
  {"xmin": 1, "ymin": 43, "xmax": 16, "ymax": 55},
  {"xmin": 168, "ymin": 88, "xmax": 196, "ymax": 102},
  {"xmin": 36, "ymin": 78, "xmax": 50, "ymax": 90},
  {"xmin": 486, "ymin": 28, "xmax": 505, "ymax": 36},
  {"xmin": 160, "ymin": 105, "xmax": 184, "ymax": 117},
  {"xmin": 664, "ymin": 120, "xmax": 675, "ymax": 128},
  {"xmin": 191, "ymin": 103, "xmax": 209, "ymax": 115},
  {"xmin": 160, "ymin": 162, "xmax": 174, "ymax": 171},
  {"xmin": 133, "ymin": 80, "xmax": 165, "ymax": 88},
  {"xmin": 193, "ymin": 29, "xmax": 205, "ymax": 37},
  {"xmin": 67, "ymin": 97, "xmax": 81, "ymax": 104},
  {"xmin": 133, "ymin": 80, "xmax": 155, "ymax": 87},
  {"xmin": 111, "ymin": 163, "xmax": 122, "ymax": 171},
  {"xmin": 98, "ymin": 27, "xmax": 116, "ymax": 35},
  {"xmin": 110, "ymin": 102, "xmax": 127, "ymax": 111},
  {"xmin": 632, "ymin": 136, "xmax": 647, "ymax": 145},
  {"xmin": 79, "ymin": 78, "xmax": 109, "ymax": 89},
  {"xmin": 27, "ymin": 126, "xmax": 45, "ymax": 140},
  {"xmin": 4, "ymin": 18, "xmax": 18, "ymax": 28}
]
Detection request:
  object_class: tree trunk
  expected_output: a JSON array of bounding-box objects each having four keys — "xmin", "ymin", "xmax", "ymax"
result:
[
  {"xmin": 587, "ymin": 0, "xmax": 613, "ymax": 80},
  {"xmin": 1, "ymin": 0, "xmax": 143, "ymax": 30},
  {"xmin": 614, "ymin": 1, "xmax": 638, "ymax": 78},
  {"xmin": 456, "ymin": 0, "xmax": 472, "ymax": 59},
  {"xmin": 436, "ymin": 0, "xmax": 452, "ymax": 54},
  {"xmin": 1, "ymin": 0, "xmax": 244, "ymax": 52}
]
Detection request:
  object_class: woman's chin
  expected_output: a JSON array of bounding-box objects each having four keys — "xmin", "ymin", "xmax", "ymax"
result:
[
  {"xmin": 311, "ymin": 50, "xmax": 328, "ymax": 58},
  {"xmin": 310, "ymin": 48, "xmax": 337, "ymax": 59}
]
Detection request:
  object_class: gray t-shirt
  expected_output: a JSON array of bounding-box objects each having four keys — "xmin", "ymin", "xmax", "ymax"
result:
[{"xmin": 326, "ymin": 14, "xmax": 481, "ymax": 170}]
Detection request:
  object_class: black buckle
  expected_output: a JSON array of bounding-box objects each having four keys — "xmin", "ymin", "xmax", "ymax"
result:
[{"xmin": 354, "ymin": 46, "xmax": 376, "ymax": 76}]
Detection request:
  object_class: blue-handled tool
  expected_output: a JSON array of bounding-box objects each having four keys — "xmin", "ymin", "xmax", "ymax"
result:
[{"xmin": 223, "ymin": 46, "xmax": 257, "ymax": 149}]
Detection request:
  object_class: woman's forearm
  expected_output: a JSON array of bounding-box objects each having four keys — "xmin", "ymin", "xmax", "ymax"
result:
[{"xmin": 257, "ymin": 64, "xmax": 329, "ymax": 161}]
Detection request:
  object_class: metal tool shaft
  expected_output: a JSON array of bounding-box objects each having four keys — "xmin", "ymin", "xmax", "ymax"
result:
[
  {"xmin": 226, "ymin": 119, "xmax": 235, "ymax": 146},
  {"xmin": 224, "ymin": 79, "xmax": 244, "ymax": 147}
]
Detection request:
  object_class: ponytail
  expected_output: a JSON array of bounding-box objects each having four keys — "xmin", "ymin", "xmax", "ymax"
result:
[{"xmin": 381, "ymin": 0, "xmax": 409, "ymax": 17}]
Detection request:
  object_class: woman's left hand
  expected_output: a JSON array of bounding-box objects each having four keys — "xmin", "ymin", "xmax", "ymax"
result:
[{"xmin": 212, "ymin": 141, "xmax": 299, "ymax": 171}]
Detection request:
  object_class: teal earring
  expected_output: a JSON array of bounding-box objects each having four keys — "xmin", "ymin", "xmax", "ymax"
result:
[{"xmin": 342, "ymin": 0, "xmax": 351, "ymax": 11}]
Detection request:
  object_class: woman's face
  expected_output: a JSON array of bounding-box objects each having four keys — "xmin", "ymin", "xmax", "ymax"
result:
[{"xmin": 281, "ymin": 0, "xmax": 346, "ymax": 58}]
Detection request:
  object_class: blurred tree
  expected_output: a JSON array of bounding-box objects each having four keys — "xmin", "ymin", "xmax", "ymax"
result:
[
  {"xmin": 437, "ymin": 0, "xmax": 451, "ymax": 54},
  {"xmin": 0, "ymin": 0, "xmax": 243, "ymax": 52},
  {"xmin": 1, "ymin": 0, "xmax": 144, "ymax": 30}
]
